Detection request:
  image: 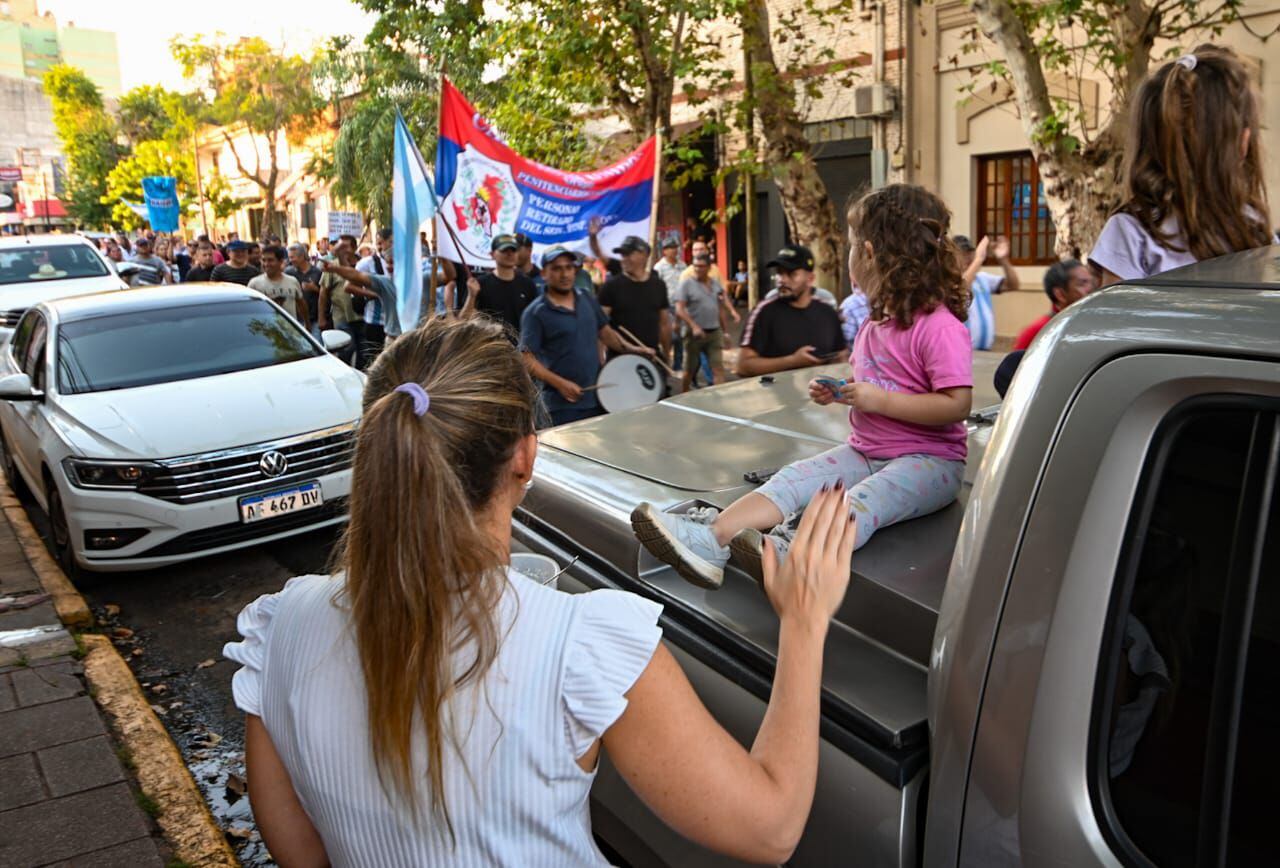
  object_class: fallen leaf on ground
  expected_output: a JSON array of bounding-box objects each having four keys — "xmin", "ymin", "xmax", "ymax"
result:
[
  {"xmin": 111, "ymin": 627, "xmax": 134, "ymax": 639},
  {"xmin": 104, "ymin": 603, "xmax": 120, "ymax": 617},
  {"xmin": 150, "ymin": 683, "xmax": 169, "ymax": 695},
  {"xmin": 196, "ymin": 658, "xmax": 216, "ymax": 669},
  {"xmin": 225, "ymin": 826, "xmax": 252, "ymax": 841},
  {"xmin": 130, "ymin": 647, "xmax": 143, "ymax": 657},
  {"xmin": 226, "ymin": 773, "xmax": 246, "ymax": 796}
]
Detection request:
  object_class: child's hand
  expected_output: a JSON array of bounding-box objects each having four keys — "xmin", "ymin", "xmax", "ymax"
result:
[
  {"xmin": 808, "ymin": 378, "xmax": 837, "ymax": 405},
  {"xmin": 838, "ymin": 381, "xmax": 887, "ymax": 414}
]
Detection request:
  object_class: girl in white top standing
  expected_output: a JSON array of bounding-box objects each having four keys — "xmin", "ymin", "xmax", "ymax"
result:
[
  {"xmin": 1090, "ymin": 44, "xmax": 1273, "ymax": 285},
  {"xmin": 225, "ymin": 315, "xmax": 856, "ymax": 866}
]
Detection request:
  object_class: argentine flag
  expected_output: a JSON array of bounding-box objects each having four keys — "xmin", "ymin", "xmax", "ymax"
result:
[{"xmin": 392, "ymin": 111, "xmax": 438, "ymax": 331}]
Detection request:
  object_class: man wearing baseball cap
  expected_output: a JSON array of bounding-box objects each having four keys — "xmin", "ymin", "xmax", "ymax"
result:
[
  {"xmin": 211, "ymin": 239, "xmax": 262, "ymax": 286},
  {"xmin": 598, "ymin": 236, "xmax": 671, "ymax": 362},
  {"xmin": 520, "ymin": 245, "xmax": 653, "ymax": 427},
  {"xmin": 737, "ymin": 243, "xmax": 843, "ymax": 377},
  {"xmin": 459, "ymin": 233, "xmax": 539, "ymax": 340}
]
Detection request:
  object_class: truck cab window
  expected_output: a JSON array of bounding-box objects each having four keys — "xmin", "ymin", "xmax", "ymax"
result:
[{"xmin": 1097, "ymin": 405, "xmax": 1277, "ymax": 867}]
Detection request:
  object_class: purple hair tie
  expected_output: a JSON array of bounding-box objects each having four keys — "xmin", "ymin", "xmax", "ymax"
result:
[{"xmin": 393, "ymin": 382, "xmax": 430, "ymax": 416}]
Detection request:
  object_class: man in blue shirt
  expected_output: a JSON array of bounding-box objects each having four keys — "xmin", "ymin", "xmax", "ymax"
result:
[
  {"xmin": 520, "ymin": 245, "xmax": 653, "ymax": 427},
  {"xmin": 955, "ymin": 234, "xmax": 1020, "ymax": 351}
]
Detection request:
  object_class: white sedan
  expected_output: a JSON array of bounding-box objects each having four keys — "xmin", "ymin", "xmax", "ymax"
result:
[
  {"xmin": 0, "ymin": 285, "xmax": 363, "ymax": 576},
  {"xmin": 0, "ymin": 234, "xmax": 127, "ymax": 345}
]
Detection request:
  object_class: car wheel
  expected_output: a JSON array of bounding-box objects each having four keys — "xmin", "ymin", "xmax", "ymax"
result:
[
  {"xmin": 0, "ymin": 429, "xmax": 29, "ymax": 500},
  {"xmin": 46, "ymin": 483, "xmax": 81, "ymax": 582}
]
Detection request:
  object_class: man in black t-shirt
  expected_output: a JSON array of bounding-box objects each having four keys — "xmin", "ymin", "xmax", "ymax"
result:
[
  {"xmin": 598, "ymin": 235, "xmax": 671, "ymax": 361},
  {"xmin": 184, "ymin": 241, "xmax": 216, "ymax": 282},
  {"xmin": 463, "ymin": 233, "xmax": 538, "ymax": 340},
  {"xmin": 736, "ymin": 244, "xmax": 844, "ymax": 376},
  {"xmin": 210, "ymin": 240, "xmax": 262, "ymax": 286}
]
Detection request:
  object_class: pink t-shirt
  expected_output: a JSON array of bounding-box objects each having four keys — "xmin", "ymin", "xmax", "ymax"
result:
[{"xmin": 847, "ymin": 305, "xmax": 972, "ymax": 461}]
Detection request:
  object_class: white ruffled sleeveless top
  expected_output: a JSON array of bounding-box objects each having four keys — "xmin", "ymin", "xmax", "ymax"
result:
[{"xmin": 224, "ymin": 569, "xmax": 662, "ymax": 867}]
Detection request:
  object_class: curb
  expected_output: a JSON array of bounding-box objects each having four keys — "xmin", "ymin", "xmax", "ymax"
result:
[
  {"xmin": 84, "ymin": 635, "xmax": 239, "ymax": 867},
  {"xmin": 0, "ymin": 475, "xmax": 238, "ymax": 867},
  {"xmin": 1, "ymin": 490, "xmax": 91, "ymax": 627}
]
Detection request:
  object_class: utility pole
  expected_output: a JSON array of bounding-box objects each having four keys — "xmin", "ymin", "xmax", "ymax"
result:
[
  {"xmin": 742, "ymin": 5, "xmax": 760, "ymax": 309},
  {"xmin": 192, "ymin": 128, "xmax": 209, "ymax": 236},
  {"xmin": 40, "ymin": 165, "xmax": 50, "ymax": 233}
]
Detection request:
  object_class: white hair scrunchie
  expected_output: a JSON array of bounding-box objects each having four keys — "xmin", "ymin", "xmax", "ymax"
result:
[{"xmin": 1176, "ymin": 54, "xmax": 1198, "ymax": 71}]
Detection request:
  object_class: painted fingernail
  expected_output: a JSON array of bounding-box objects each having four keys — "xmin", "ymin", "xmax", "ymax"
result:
[
  {"xmin": 835, "ymin": 480, "xmax": 844, "ymax": 490},
  {"xmin": 820, "ymin": 483, "xmax": 829, "ymax": 493}
]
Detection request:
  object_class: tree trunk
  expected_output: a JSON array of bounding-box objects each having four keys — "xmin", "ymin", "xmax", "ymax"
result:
[
  {"xmin": 743, "ymin": 0, "xmax": 842, "ymax": 293},
  {"xmin": 967, "ymin": 0, "xmax": 1153, "ymax": 257}
]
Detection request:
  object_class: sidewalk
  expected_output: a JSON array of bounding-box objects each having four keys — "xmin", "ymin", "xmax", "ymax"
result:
[{"xmin": 0, "ymin": 510, "xmax": 167, "ymax": 866}]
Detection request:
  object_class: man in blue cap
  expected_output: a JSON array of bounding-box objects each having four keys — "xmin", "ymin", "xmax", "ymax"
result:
[
  {"xmin": 520, "ymin": 244, "xmax": 654, "ymax": 427},
  {"xmin": 210, "ymin": 239, "xmax": 262, "ymax": 285}
]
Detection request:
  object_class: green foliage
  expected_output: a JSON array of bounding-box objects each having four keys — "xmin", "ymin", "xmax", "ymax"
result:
[
  {"xmin": 961, "ymin": 0, "xmax": 1259, "ymax": 155},
  {"xmin": 42, "ymin": 65, "xmax": 121, "ymax": 228}
]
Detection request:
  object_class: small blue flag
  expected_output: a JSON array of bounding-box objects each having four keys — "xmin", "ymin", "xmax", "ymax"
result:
[
  {"xmin": 141, "ymin": 176, "xmax": 180, "ymax": 233},
  {"xmin": 393, "ymin": 112, "xmax": 439, "ymax": 331}
]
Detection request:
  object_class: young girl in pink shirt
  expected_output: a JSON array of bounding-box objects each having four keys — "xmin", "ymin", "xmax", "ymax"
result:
[{"xmin": 632, "ymin": 184, "xmax": 973, "ymax": 589}]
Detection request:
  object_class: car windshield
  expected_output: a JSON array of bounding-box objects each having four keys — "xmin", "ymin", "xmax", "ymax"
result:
[
  {"xmin": 0, "ymin": 244, "xmax": 109, "ymax": 285},
  {"xmin": 55, "ymin": 299, "xmax": 323, "ymax": 394}
]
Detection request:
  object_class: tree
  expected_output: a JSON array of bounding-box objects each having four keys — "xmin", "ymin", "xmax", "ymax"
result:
[
  {"xmin": 964, "ymin": 0, "xmax": 1266, "ymax": 256},
  {"xmin": 314, "ymin": 36, "xmax": 437, "ymax": 228},
  {"xmin": 42, "ymin": 65, "xmax": 121, "ymax": 228},
  {"xmin": 736, "ymin": 0, "xmax": 846, "ymax": 292},
  {"xmin": 172, "ymin": 36, "xmax": 323, "ymax": 239}
]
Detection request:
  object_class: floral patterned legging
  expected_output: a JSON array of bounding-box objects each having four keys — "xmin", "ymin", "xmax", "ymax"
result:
[{"xmin": 756, "ymin": 443, "xmax": 965, "ymax": 550}]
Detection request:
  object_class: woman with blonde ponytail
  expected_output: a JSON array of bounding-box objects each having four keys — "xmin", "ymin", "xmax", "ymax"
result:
[{"xmin": 226, "ymin": 315, "xmax": 855, "ymax": 866}]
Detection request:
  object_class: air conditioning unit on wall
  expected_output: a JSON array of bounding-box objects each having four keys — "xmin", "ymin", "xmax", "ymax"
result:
[{"xmin": 853, "ymin": 83, "xmax": 897, "ymax": 118}]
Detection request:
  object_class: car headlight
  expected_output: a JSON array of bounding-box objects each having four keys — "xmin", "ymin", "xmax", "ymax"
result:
[{"xmin": 62, "ymin": 457, "xmax": 160, "ymax": 489}]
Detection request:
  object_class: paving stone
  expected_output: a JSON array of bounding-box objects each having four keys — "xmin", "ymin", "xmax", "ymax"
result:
[
  {"xmin": 0, "ymin": 561, "xmax": 40, "ymax": 595},
  {"xmin": 0, "ymin": 782, "xmax": 149, "ymax": 866},
  {"xmin": 0, "ymin": 753, "xmax": 44, "ymax": 811},
  {"xmin": 68, "ymin": 836, "xmax": 164, "ymax": 868},
  {"xmin": 0, "ymin": 673, "xmax": 13, "ymax": 712},
  {"xmin": 37, "ymin": 736, "xmax": 124, "ymax": 798},
  {"xmin": 0, "ymin": 697, "xmax": 103, "ymax": 759},
  {"xmin": 10, "ymin": 662, "xmax": 82, "ymax": 708},
  {"xmin": 0, "ymin": 599, "xmax": 61, "ymax": 631},
  {"xmin": 0, "ymin": 627, "xmax": 76, "ymax": 667}
]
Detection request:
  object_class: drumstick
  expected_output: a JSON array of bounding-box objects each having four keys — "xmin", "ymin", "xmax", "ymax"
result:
[
  {"xmin": 581, "ymin": 383, "xmax": 617, "ymax": 391},
  {"xmin": 615, "ymin": 325, "xmax": 677, "ymax": 378}
]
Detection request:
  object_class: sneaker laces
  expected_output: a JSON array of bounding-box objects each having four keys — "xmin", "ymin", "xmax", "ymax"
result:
[{"xmin": 685, "ymin": 506, "xmax": 720, "ymax": 524}]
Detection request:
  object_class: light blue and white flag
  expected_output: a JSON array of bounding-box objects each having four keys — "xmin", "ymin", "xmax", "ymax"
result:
[
  {"xmin": 141, "ymin": 176, "xmax": 180, "ymax": 233},
  {"xmin": 393, "ymin": 111, "xmax": 439, "ymax": 331}
]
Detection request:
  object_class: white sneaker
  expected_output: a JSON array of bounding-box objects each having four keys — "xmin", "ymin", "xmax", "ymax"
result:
[{"xmin": 631, "ymin": 502, "xmax": 729, "ymax": 589}]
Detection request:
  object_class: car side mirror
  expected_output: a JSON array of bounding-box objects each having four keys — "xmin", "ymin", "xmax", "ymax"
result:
[
  {"xmin": 321, "ymin": 329, "xmax": 352, "ymax": 354},
  {"xmin": 0, "ymin": 372, "xmax": 43, "ymax": 402},
  {"xmin": 115, "ymin": 262, "xmax": 142, "ymax": 277}
]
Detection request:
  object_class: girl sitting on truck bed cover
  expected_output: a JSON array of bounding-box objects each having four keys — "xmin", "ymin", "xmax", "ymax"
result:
[{"xmin": 633, "ymin": 183, "xmax": 974, "ymax": 590}]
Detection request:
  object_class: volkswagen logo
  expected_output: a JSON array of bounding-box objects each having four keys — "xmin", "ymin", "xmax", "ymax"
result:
[{"xmin": 259, "ymin": 450, "xmax": 289, "ymax": 478}]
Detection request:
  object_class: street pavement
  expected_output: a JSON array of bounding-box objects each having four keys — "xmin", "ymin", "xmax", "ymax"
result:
[
  {"xmin": 0, "ymin": 509, "xmax": 167, "ymax": 867},
  {"xmin": 20, "ymin": 499, "xmax": 339, "ymax": 866}
]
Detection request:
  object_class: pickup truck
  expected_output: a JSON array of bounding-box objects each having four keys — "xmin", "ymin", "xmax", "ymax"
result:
[{"xmin": 512, "ymin": 247, "xmax": 1279, "ymax": 867}]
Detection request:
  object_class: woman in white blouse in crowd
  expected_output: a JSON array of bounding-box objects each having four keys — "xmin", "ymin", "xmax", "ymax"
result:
[{"xmin": 225, "ymin": 315, "xmax": 855, "ymax": 867}]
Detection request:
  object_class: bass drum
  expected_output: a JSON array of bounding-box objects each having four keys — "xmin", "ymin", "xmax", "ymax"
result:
[{"xmin": 596, "ymin": 355, "xmax": 664, "ymax": 413}]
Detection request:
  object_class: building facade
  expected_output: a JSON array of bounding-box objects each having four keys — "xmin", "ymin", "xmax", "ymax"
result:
[
  {"xmin": 193, "ymin": 117, "xmax": 346, "ymax": 246},
  {"xmin": 0, "ymin": 0, "xmax": 121, "ymax": 97}
]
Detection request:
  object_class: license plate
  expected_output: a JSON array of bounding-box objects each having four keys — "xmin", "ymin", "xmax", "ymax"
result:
[{"xmin": 238, "ymin": 482, "xmax": 323, "ymax": 523}]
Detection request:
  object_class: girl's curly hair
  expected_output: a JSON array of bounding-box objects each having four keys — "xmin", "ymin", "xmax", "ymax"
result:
[{"xmin": 847, "ymin": 184, "xmax": 968, "ymax": 329}]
